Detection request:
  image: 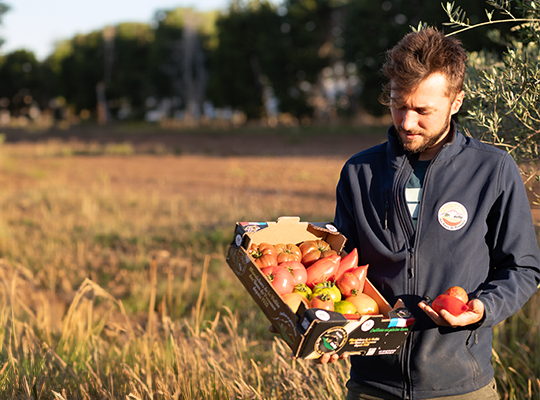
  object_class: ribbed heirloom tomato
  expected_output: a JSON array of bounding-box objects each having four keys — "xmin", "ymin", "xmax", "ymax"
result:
[
  {"xmin": 299, "ymin": 239, "xmax": 338, "ymax": 267},
  {"xmin": 274, "ymin": 243, "xmax": 302, "ymax": 264},
  {"xmin": 249, "ymin": 242, "xmax": 277, "ymax": 268}
]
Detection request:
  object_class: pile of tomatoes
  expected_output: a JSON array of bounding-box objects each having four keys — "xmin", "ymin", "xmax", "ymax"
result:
[{"xmin": 248, "ymin": 239, "xmax": 379, "ymax": 318}]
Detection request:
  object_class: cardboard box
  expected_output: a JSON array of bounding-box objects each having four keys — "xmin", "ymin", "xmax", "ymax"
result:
[{"xmin": 226, "ymin": 216, "xmax": 415, "ymax": 359}]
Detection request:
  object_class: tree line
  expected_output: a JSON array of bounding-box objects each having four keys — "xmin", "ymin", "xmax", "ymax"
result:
[{"xmin": 0, "ymin": 0, "xmax": 514, "ymax": 124}]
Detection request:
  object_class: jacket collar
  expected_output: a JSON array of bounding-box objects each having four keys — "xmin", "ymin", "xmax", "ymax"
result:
[{"xmin": 386, "ymin": 120, "xmax": 464, "ymax": 169}]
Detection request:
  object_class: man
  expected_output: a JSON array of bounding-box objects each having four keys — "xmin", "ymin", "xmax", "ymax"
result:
[{"xmin": 330, "ymin": 28, "xmax": 540, "ymax": 400}]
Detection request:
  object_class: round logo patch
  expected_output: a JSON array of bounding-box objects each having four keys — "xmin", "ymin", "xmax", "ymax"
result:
[{"xmin": 438, "ymin": 202, "xmax": 468, "ymax": 231}]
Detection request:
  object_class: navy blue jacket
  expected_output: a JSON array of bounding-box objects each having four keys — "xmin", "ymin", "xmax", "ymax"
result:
[{"xmin": 334, "ymin": 124, "xmax": 540, "ymax": 399}]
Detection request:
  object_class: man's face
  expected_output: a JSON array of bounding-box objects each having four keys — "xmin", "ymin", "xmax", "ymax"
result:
[{"xmin": 390, "ymin": 72, "xmax": 464, "ymax": 159}]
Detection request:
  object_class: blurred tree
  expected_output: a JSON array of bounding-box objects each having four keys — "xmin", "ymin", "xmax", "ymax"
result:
[
  {"xmin": 148, "ymin": 8, "xmax": 216, "ymax": 119},
  {"xmin": 105, "ymin": 23, "xmax": 154, "ymax": 119},
  {"xmin": 207, "ymin": 0, "xmax": 339, "ymax": 120},
  {"xmin": 0, "ymin": 50, "xmax": 45, "ymax": 116},
  {"xmin": 206, "ymin": 0, "xmax": 284, "ymax": 119}
]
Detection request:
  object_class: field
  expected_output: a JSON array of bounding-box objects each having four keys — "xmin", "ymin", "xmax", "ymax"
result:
[{"xmin": 0, "ymin": 125, "xmax": 538, "ymax": 399}]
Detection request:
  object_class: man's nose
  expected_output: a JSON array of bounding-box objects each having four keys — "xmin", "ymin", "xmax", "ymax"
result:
[{"xmin": 401, "ymin": 109, "xmax": 418, "ymax": 131}]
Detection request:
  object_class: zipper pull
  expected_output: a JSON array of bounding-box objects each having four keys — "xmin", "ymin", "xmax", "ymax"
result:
[
  {"xmin": 384, "ymin": 200, "xmax": 389, "ymax": 230},
  {"xmin": 409, "ymin": 247, "xmax": 415, "ymax": 278}
]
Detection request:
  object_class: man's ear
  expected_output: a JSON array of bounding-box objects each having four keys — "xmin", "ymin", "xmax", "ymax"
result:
[{"xmin": 451, "ymin": 91, "xmax": 465, "ymax": 115}]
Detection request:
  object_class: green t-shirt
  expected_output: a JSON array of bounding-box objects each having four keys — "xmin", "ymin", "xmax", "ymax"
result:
[{"xmin": 406, "ymin": 160, "xmax": 431, "ymax": 226}]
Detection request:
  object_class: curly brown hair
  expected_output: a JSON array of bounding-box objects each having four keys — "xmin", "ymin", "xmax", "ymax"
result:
[{"xmin": 379, "ymin": 28, "xmax": 467, "ymax": 107}]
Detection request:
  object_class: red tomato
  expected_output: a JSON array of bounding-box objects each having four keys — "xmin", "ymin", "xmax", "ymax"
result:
[
  {"xmin": 336, "ymin": 272, "xmax": 360, "ymax": 297},
  {"xmin": 305, "ymin": 254, "xmax": 341, "ymax": 288},
  {"xmin": 310, "ymin": 293, "xmax": 334, "ymax": 311},
  {"xmin": 249, "ymin": 242, "xmax": 278, "ymax": 268},
  {"xmin": 261, "ymin": 266, "xmax": 295, "ymax": 295},
  {"xmin": 443, "ymin": 286, "xmax": 469, "ymax": 303},
  {"xmin": 335, "ymin": 248, "xmax": 358, "ymax": 281},
  {"xmin": 349, "ymin": 264, "xmax": 369, "ymax": 293},
  {"xmin": 299, "ymin": 239, "xmax": 338, "ymax": 267},
  {"xmin": 279, "ymin": 260, "xmax": 307, "ymax": 285},
  {"xmin": 432, "ymin": 294, "xmax": 469, "ymax": 316},
  {"xmin": 274, "ymin": 243, "xmax": 302, "ymax": 264}
]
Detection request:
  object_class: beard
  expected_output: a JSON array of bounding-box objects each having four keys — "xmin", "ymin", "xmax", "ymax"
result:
[{"xmin": 397, "ymin": 122, "xmax": 450, "ymax": 154}]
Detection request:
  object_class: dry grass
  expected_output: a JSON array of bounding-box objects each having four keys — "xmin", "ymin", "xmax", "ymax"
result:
[{"xmin": 0, "ymin": 135, "xmax": 537, "ymax": 399}]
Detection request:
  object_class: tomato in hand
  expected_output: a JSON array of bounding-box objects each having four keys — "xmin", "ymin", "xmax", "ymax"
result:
[
  {"xmin": 299, "ymin": 239, "xmax": 338, "ymax": 267},
  {"xmin": 432, "ymin": 294, "xmax": 469, "ymax": 316},
  {"xmin": 261, "ymin": 265, "xmax": 295, "ymax": 295},
  {"xmin": 305, "ymin": 254, "xmax": 341, "ymax": 288},
  {"xmin": 274, "ymin": 243, "xmax": 302, "ymax": 264},
  {"xmin": 249, "ymin": 242, "xmax": 278, "ymax": 268},
  {"xmin": 336, "ymin": 271, "xmax": 360, "ymax": 297},
  {"xmin": 279, "ymin": 260, "xmax": 307, "ymax": 285},
  {"xmin": 443, "ymin": 286, "xmax": 469, "ymax": 303}
]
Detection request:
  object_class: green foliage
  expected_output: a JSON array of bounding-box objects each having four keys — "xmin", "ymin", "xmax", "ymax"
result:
[
  {"xmin": 341, "ymin": 0, "xmax": 515, "ymax": 116},
  {"xmin": 442, "ymin": 0, "xmax": 540, "ymax": 200}
]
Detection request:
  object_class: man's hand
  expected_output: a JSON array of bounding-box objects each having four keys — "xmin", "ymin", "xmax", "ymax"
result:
[
  {"xmin": 418, "ymin": 298, "xmax": 485, "ymax": 328},
  {"xmin": 318, "ymin": 352, "xmax": 349, "ymax": 364},
  {"xmin": 269, "ymin": 324, "xmax": 349, "ymax": 364}
]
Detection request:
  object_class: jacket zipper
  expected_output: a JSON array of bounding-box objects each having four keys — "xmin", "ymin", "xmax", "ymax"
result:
[{"xmin": 392, "ymin": 164, "xmax": 415, "ymax": 399}]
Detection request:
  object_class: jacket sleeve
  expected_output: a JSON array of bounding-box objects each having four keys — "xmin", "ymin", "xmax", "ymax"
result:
[
  {"xmin": 473, "ymin": 153, "xmax": 540, "ymax": 327},
  {"xmin": 334, "ymin": 163, "xmax": 361, "ymax": 256}
]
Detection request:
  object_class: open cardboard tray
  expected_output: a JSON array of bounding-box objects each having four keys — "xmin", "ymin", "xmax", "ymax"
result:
[{"xmin": 226, "ymin": 216, "xmax": 415, "ymax": 359}]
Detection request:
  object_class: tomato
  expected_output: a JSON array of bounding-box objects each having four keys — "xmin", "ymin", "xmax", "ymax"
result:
[
  {"xmin": 299, "ymin": 239, "xmax": 338, "ymax": 267},
  {"xmin": 334, "ymin": 300, "xmax": 358, "ymax": 316},
  {"xmin": 274, "ymin": 243, "xmax": 302, "ymax": 264},
  {"xmin": 345, "ymin": 293, "xmax": 379, "ymax": 315},
  {"xmin": 293, "ymin": 283, "xmax": 312, "ymax": 299},
  {"xmin": 279, "ymin": 260, "xmax": 307, "ymax": 285},
  {"xmin": 305, "ymin": 254, "xmax": 341, "ymax": 288},
  {"xmin": 349, "ymin": 264, "xmax": 369, "ymax": 293},
  {"xmin": 282, "ymin": 292, "xmax": 310, "ymax": 313},
  {"xmin": 261, "ymin": 265, "xmax": 295, "ymax": 295},
  {"xmin": 432, "ymin": 294, "xmax": 469, "ymax": 316},
  {"xmin": 336, "ymin": 272, "xmax": 360, "ymax": 297},
  {"xmin": 310, "ymin": 293, "xmax": 334, "ymax": 311},
  {"xmin": 335, "ymin": 248, "xmax": 358, "ymax": 281},
  {"xmin": 249, "ymin": 242, "xmax": 278, "ymax": 269},
  {"xmin": 443, "ymin": 286, "xmax": 469, "ymax": 303},
  {"xmin": 312, "ymin": 281, "xmax": 342, "ymax": 302}
]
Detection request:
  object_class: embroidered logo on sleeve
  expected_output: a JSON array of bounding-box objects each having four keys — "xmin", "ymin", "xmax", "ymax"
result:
[{"xmin": 438, "ymin": 202, "xmax": 468, "ymax": 231}]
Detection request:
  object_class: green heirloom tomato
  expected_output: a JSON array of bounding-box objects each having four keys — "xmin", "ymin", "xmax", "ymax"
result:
[
  {"xmin": 311, "ymin": 281, "xmax": 342, "ymax": 303},
  {"xmin": 293, "ymin": 283, "xmax": 312, "ymax": 299}
]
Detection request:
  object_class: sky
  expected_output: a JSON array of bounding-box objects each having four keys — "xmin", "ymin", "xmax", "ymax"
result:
[{"xmin": 0, "ymin": 0, "xmax": 236, "ymax": 61}]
